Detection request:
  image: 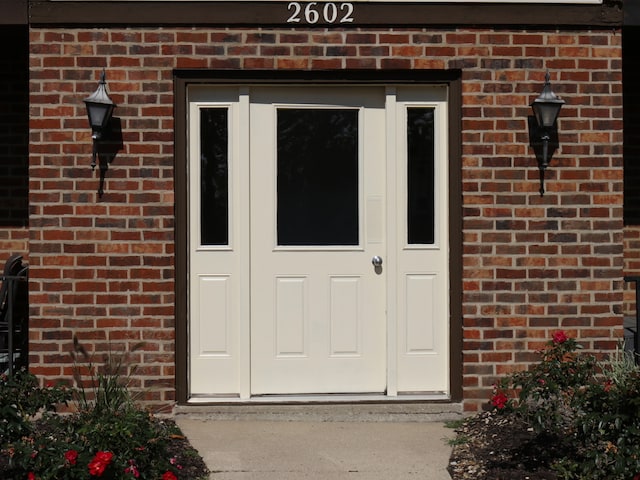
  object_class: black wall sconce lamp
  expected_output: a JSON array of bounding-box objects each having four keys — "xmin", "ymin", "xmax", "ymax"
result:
[
  {"xmin": 529, "ymin": 71, "xmax": 565, "ymax": 196},
  {"xmin": 84, "ymin": 69, "xmax": 116, "ymax": 171}
]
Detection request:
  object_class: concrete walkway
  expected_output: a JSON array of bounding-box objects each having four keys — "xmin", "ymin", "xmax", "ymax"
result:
[{"xmin": 175, "ymin": 418, "xmax": 455, "ymax": 479}]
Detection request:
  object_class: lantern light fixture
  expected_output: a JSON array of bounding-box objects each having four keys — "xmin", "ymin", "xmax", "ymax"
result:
[
  {"xmin": 529, "ymin": 71, "xmax": 565, "ymax": 196},
  {"xmin": 84, "ymin": 69, "xmax": 116, "ymax": 170}
]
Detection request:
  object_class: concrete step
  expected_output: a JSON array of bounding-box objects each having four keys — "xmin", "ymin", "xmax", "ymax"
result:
[
  {"xmin": 175, "ymin": 418, "xmax": 455, "ymax": 479},
  {"xmin": 174, "ymin": 401, "xmax": 464, "ymax": 422}
]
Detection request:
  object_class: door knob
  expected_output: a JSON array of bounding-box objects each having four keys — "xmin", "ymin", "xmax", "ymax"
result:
[{"xmin": 371, "ymin": 256, "xmax": 383, "ymax": 267}]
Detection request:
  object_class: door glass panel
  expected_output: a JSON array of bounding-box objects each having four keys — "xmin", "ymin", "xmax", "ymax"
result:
[
  {"xmin": 407, "ymin": 107, "xmax": 435, "ymax": 245},
  {"xmin": 277, "ymin": 108, "xmax": 359, "ymax": 246},
  {"xmin": 200, "ymin": 108, "xmax": 229, "ymax": 245}
]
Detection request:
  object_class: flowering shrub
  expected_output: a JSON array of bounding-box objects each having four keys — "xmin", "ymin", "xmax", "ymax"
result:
[
  {"xmin": 2, "ymin": 393, "xmax": 194, "ymax": 479},
  {"xmin": 491, "ymin": 331, "xmax": 640, "ymax": 480},
  {"xmin": 0, "ymin": 339, "xmax": 208, "ymax": 479},
  {"xmin": 495, "ymin": 330, "xmax": 596, "ymax": 437}
]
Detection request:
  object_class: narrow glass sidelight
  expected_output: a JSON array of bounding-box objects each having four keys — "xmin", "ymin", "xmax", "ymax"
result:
[
  {"xmin": 200, "ymin": 108, "xmax": 229, "ymax": 246},
  {"xmin": 276, "ymin": 108, "xmax": 359, "ymax": 246},
  {"xmin": 407, "ymin": 107, "xmax": 435, "ymax": 245}
]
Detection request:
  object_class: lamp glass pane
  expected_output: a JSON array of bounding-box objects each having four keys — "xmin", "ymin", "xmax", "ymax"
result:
[
  {"xmin": 533, "ymin": 102, "xmax": 562, "ymax": 128},
  {"xmin": 87, "ymin": 102, "xmax": 111, "ymax": 129}
]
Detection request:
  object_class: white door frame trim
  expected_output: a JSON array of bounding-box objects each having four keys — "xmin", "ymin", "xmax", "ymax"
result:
[{"xmin": 173, "ymin": 71, "xmax": 464, "ymax": 406}]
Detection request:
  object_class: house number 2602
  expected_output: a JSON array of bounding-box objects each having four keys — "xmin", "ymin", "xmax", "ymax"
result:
[{"xmin": 286, "ymin": 2, "xmax": 355, "ymax": 24}]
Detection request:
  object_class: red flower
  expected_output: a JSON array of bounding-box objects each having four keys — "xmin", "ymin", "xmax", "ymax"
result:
[
  {"xmin": 162, "ymin": 472, "xmax": 178, "ymax": 480},
  {"xmin": 28, "ymin": 473, "xmax": 36, "ymax": 480},
  {"xmin": 491, "ymin": 391, "xmax": 509, "ymax": 410},
  {"xmin": 88, "ymin": 451, "xmax": 113, "ymax": 477},
  {"xmin": 552, "ymin": 330, "xmax": 568, "ymax": 344},
  {"xmin": 65, "ymin": 449, "xmax": 78, "ymax": 466}
]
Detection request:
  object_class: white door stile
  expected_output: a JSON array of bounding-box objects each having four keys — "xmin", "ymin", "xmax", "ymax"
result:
[
  {"xmin": 384, "ymin": 86, "xmax": 399, "ymax": 397},
  {"xmin": 237, "ymin": 88, "xmax": 251, "ymax": 400}
]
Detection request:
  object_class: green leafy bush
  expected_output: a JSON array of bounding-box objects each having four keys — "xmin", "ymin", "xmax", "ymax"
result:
[
  {"xmin": 1, "ymin": 338, "xmax": 208, "ymax": 480},
  {"xmin": 491, "ymin": 332, "xmax": 640, "ymax": 480},
  {"xmin": 554, "ymin": 349, "xmax": 640, "ymax": 479},
  {"xmin": 0, "ymin": 369, "xmax": 72, "ymax": 444},
  {"xmin": 6, "ymin": 409, "xmax": 184, "ymax": 480}
]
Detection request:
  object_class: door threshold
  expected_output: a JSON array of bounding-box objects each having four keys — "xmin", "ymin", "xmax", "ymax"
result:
[
  {"xmin": 176, "ymin": 395, "xmax": 463, "ymax": 422},
  {"xmin": 186, "ymin": 393, "xmax": 450, "ymax": 404}
]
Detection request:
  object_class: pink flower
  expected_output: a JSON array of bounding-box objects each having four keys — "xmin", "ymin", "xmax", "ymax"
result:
[
  {"xmin": 124, "ymin": 460, "xmax": 140, "ymax": 478},
  {"xmin": 65, "ymin": 449, "xmax": 78, "ymax": 466},
  {"xmin": 162, "ymin": 472, "xmax": 178, "ymax": 480},
  {"xmin": 552, "ymin": 330, "xmax": 568, "ymax": 344},
  {"xmin": 491, "ymin": 391, "xmax": 509, "ymax": 410},
  {"xmin": 88, "ymin": 451, "xmax": 113, "ymax": 477}
]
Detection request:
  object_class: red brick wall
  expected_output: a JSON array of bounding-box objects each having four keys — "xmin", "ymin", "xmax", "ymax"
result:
[
  {"xmin": 460, "ymin": 31, "xmax": 624, "ymax": 411},
  {"xmin": 28, "ymin": 27, "xmax": 623, "ymax": 411}
]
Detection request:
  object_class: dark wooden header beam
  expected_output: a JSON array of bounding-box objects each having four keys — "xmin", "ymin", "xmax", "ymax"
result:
[
  {"xmin": 0, "ymin": 0, "xmax": 27, "ymax": 25},
  {"xmin": 29, "ymin": 1, "xmax": 622, "ymax": 27},
  {"xmin": 626, "ymin": 2, "xmax": 640, "ymax": 25}
]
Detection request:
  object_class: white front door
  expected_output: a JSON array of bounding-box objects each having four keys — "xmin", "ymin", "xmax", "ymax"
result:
[
  {"xmin": 188, "ymin": 85, "xmax": 449, "ymax": 399},
  {"xmin": 249, "ymin": 87, "xmax": 386, "ymax": 394}
]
